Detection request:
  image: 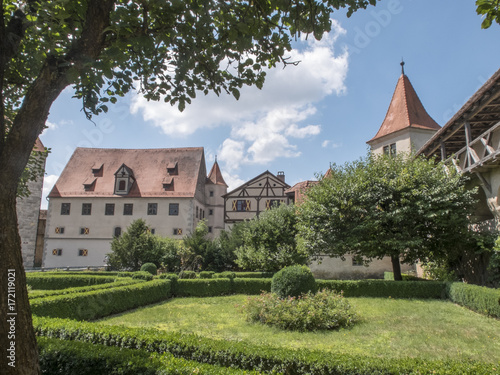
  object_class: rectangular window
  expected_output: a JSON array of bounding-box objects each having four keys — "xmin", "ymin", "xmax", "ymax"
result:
[
  {"xmin": 196, "ymin": 206, "xmax": 199, "ymax": 219},
  {"xmin": 266, "ymin": 199, "xmax": 282, "ymax": 210},
  {"xmin": 209, "ymin": 191, "xmax": 214, "ymax": 197},
  {"xmin": 52, "ymin": 249, "xmax": 62, "ymax": 256},
  {"xmin": 209, "ymin": 209, "xmax": 213, "ymax": 216},
  {"xmin": 82, "ymin": 203, "xmax": 92, "ymax": 215},
  {"xmin": 383, "ymin": 143, "xmax": 397, "ymax": 156},
  {"xmin": 150, "ymin": 228, "xmax": 156, "ymax": 235},
  {"xmin": 61, "ymin": 203, "xmax": 71, "ymax": 215},
  {"xmin": 147, "ymin": 203, "xmax": 158, "ymax": 215},
  {"xmin": 105, "ymin": 203, "xmax": 115, "ymax": 216},
  {"xmin": 169, "ymin": 203, "xmax": 179, "ymax": 216},
  {"xmin": 80, "ymin": 227, "xmax": 89, "ymax": 235},
  {"xmin": 173, "ymin": 228, "xmax": 182, "ymax": 235},
  {"xmin": 55, "ymin": 227, "xmax": 65, "ymax": 234},
  {"xmin": 123, "ymin": 203, "xmax": 133, "ymax": 215},
  {"xmin": 208, "ymin": 226, "xmax": 213, "ymax": 233},
  {"xmin": 114, "ymin": 227, "xmax": 122, "ymax": 237},
  {"xmin": 78, "ymin": 249, "xmax": 88, "ymax": 257},
  {"xmin": 233, "ymin": 200, "xmax": 250, "ymax": 212}
]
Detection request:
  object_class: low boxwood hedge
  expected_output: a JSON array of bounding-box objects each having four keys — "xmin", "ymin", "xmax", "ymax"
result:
[
  {"xmin": 176, "ymin": 279, "xmax": 232, "ymax": 297},
  {"xmin": 232, "ymin": 278, "xmax": 272, "ymax": 295},
  {"xmin": 316, "ymin": 279, "xmax": 447, "ymax": 299},
  {"xmin": 37, "ymin": 336, "xmax": 260, "ymax": 375},
  {"xmin": 447, "ymin": 282, "xmax": 500, "ymax": 318},
  {"xmin": 29, "ymin": 278, "xmax": 143, "ymax": 300},
  {"xmin": 31, "ymin": 280, "xmax": 171, "ymax": 320},
  {"xmin": 26, "ymin": 274, "xmax": 118, "ymax": 290},
  {"xmin": 33, "ymin": 317, "xmax": 498, "ymax": 375},
  {"xmin": 384, "ymin": 272, "xmax": 425, "ymax": 281}
]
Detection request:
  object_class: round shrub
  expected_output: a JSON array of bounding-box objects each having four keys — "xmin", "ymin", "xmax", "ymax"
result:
[
  {"xmin": 140, "ymin": 263, "xmax": 157, "ymax": 275},
  {"xmin": 271, "ymin": 265, "xmax": 317, "ymax": 299},
  {"xmin": 241, "ymin": 289, "xmax": 358, "ymax": 331}
]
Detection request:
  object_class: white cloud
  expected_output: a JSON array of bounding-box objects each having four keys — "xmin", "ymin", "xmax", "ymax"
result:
[
  {"xmin": 130, "ymin": 20, "xmax": 349, "ymax": 172},
  {"xmin": 41, "ymin": 174, "xmax": 59, "ymax": 209},
  {"xmin": 45, "ymin": 121, "xmax": 58, "ymax": 130},
  {"xmin": 322, "ymin": 140, "xmax": 342, "ymax": 149}
]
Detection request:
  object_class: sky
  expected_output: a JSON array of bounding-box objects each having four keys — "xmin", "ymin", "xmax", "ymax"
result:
[{"xmin": 39, "ymin": 0, "xmax": 500, "ymax": 210}]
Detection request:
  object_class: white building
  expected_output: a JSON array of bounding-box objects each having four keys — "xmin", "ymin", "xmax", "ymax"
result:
[{"xmin": 43, "ymin": 147, "xmax": 227, "ymax": 268}]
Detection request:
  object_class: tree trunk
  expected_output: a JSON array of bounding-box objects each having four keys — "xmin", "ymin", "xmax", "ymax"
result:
[
  {"xmin": 391, "ymin": 255, "xmax": 403, "ymax": 281},
  {"xmin": 0, "ymin": 185, "xmax": 40, "ymax": 374}
]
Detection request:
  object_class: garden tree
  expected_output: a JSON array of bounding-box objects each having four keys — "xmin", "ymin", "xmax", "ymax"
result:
[
  {"xmin": 235, "ymin": 203, "xmax": 308, "ymax": 271},
  {"xmin": 297, "ymin": 153, "xmax": 478, "ymax": 281},
  {"xmin": 476, "ymin": 0, "xmax": 500, "ymax": 28},
  {"xmin": 181, "ymin": 220, "xmax": 213, "ymax": 271},
  {"xmin": 211, "ymin": 221, "xmax": 247, "ymax": 271},
  {"xmin": 107, "ymin": 219, "xmax": 159, "ymax": 270},
  {"xmin": 157, "ymin": 236, "xmax": 182, "ymax": 273},
  {"xmin": 0, "ymin": 1, "xmax": 378, "ymax": 373}
]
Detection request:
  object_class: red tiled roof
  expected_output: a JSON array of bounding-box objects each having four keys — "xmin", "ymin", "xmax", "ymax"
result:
[
  {"xmin": 285, "ymin": 180, "xmax": 318, "ymax": 204},
  {"xmin": 207, "ymin": 161, "xmax": 228, "ymax": 186},
  {"xmin": 368, "ymin": 74, "xmax": 440, "ymax": 143},
  {"xmin": 34, "ymin": 138, "xmax": 44, "ymax": 152},
  {"xmin": 49, "ymin": 147, "xmax": 206, "ymax": 198}
]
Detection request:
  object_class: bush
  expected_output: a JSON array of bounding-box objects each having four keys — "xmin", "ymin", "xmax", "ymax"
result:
[
  {"xmin": 447, "ymin": 282, "xmax": 500, "ymax": 318},
  {"xmin": 233, "ymin": 278, "xmax": 272, "ymax": 295},
  {"xmin": 271, "ymin": 265, "xmax": 317, "ymax": 299},
  {"xmin": 200, "ymin": 271, "xmax": 215, "ymax": 279},
  {"xmin": 30, "ymin": 280, "xmax": 171, "ymax": 320},
  {"xmin": 176, "ymin": 279, "xmax": 232, "ymax": 297},
  {"xmin": 241, "ymin": 289, "xmax": 358, "ymax": 331},
  {"xmin": 26, "ymin": 274, "xmax": 117, "ymax": 290},
  {"xmin": 179, "ymin": 270, "xmax": 197, "ymax": 279},
  {"xmin": 141, "ymin": 262, "xmax": 158, "ymax": 275},
  {"xmin": 214, "ymin": 271, "xmax": 236, "ymax": 279},
  {"xmin": 384, "ymin": 272, "xmax": 425, "ymax": 281}
]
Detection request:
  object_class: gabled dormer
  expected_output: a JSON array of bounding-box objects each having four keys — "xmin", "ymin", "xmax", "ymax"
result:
[{"xmin": 114, "ymin": 163, "xmax": 135, "ymax": 195}]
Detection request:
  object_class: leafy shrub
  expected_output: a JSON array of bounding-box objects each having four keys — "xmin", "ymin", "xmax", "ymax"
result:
[
  {"xmin": 30, "ymin": 280, "xmax": 171, "ymax": 320},
  {"xmin": 234, "ymin": 272, "xmax": 274, "ymax": 278},
  {"xmin": 241, "ymin": 289, "xmax": 358, "ymax": 331},
  {"xmin": 176, "ymin": 279, "xmax": 232, "ymax": 297},
  {"xmin": 200, "ymin": 271, "xmax": 215, "ymax": 279},
  {"xmin": 131, "ymin": 271, "xmax": 154, "ymax": 280},
  {"xmin": 178, "ymin": 270, "xmax": 197, "ymax": 279},
  {"xmin": 214, "ymin": 271, "xmax": 236, "ymax": 279},
  {"xmin": 141, "ymin": 262, "xmax": 158, "ymax": 275},
  {"xmin": 271, "ymin": 265, "xmax": 317, "ymax": 298},
  {"xmin": 233, "ymin": 278, "xmax": 272, "ymax": 295},
  {"xmin": 447, "ymin": 282, "xmax": 500, "ymax": 318},
  {"xmin": 26, "ymin": 274, "xmax": 117, "ymax": 290},
  {"xmin": 158, "ymin": 273, "xmax": 179, "ymax": 294},
  {"xmin": 384, "ymin": 272, "xmax": 425, "ymax": 281}
]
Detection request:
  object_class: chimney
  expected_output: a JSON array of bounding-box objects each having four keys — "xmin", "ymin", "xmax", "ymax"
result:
[{"xmin": 277, "ymin": 171, "xmax": 285, "ymax": 183}]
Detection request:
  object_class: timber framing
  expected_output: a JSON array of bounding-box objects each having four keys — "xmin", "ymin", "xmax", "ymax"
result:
[{"xmin": 417, "ymin": 68, "xmax": 500, "ymax": 176}]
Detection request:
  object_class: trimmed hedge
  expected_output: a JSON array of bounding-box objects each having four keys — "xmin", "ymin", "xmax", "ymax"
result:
[
  {"xmin": 38, "ymin": 337, "xmax": 260, "ymax": 375},
  {"xmin": 29, "ymin": 278, "xmax": 143, "ymax": 299},
  {"xmin": 31, "ymin": 280, "xmax": 171, "ymax": 320},
  {"xmin": 200, "ymin": 271, "xmax": 215, "ymax": 279},
  {"xmin": 447, "ymin": 282, "xmax": 500, "ymax": 318},
  {"xmin": 176, "ymin": 279, "xmax": 232, "ymax": 297},
  {"xmin": 316, "ymin": 279, "xmax": 447, "ymax": 299},
  {"xmin": 26, "ymin": 274, "xmax": 118, "ymax": 290},
  {"xmin": 233, "ymin": 278, "xmax": 272, "ymax": 295},
  {"xmin": 34, "ymin": 317, "xmax": 498, "ymax": 375},
  {"xmin": 384, "ymin": 272, "xmax": 425, "ymax": 281}
]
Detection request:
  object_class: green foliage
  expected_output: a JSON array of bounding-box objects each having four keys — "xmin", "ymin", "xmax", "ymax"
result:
[
  {"xmin": 175, "ymin": 279, "xmax": 232, "ymax": 297},
  {"xmin": 236, "ymin": 204, "xmax": 308, "ymax": 272},
  {"xmin": 384, "ymin": 272, "xmax": 425, "ymax": 281},
  {"xmin": 140, "ymin": 262, "xmax": 157, "ymax": 275},
  {"xmin": 156, "ymin": 236, "xmax": 182, "ymax": 273},
  {"xmin": 33, "ymin": 314, "xmax": 498, "ymax": 375},
  {"xmin": 421, "ymin": 261, "xmax": 459, "ymax": 282},
  {"xmin": 158, "ymin": 273, "xmax": 179, "ymax": 294},
  {"xmin": 38, "ymin": 337, "xmax": 256, "ymax": 375},
  {"xmin": 214, "ymin": 271, "xmax": 236, "ymax": 279},
  {"xmin": 131, "ymin": 271, "xmax": 154, "ymax": 281},
  {"xmin": 26, "ymin": 274, "xmax": 117, "ymax": 290},
  {"xmin": 108, "ymin": 219, "xmax": 159, "ymax": 271},
  {"xmin": 476, "ymin": 0, "xmax": 500, "ymax": 28},
  {"xmin": 447, "ymin": 282, "xmax": 500, "ymax": 319},
  {"xmin": 241, "ymin": 289, "xmax": 358, "ymax": 331},
  {"xmin": 233, "ymin": 278, "xmax": 272, "ymax": 295},
  {"xmin": 30, "ymin": 280, "xmax": 171, "ymax": 320},
  {"xmin": 316, "ymin": 279, "xmax": 447, "ymax": 299},
  {"xmin": 271, "ymin": 265, "xmax": 317, "ymax": 299},
  {"xmin": 178, "ymin": 270, "xmax": 197, "ymax": 279},
  {"xmin": 17, "ymin": 147, "xmax": 50, "ymax": 198},
  {"xmin": 200, "ymin": 271, "xmax": 214, "ymax": 279},
  {"xmin": 298, "ymin": 153, "xmax": 477, "ymax": 280},
  {"xmin": 214, "ymin": 272, "xmax": 274, "ymax": 279}
]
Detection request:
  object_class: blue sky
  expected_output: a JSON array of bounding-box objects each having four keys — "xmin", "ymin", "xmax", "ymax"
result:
[{"xmin": 39, "ymin": 0, "xmax": 500, "ymax": 209}]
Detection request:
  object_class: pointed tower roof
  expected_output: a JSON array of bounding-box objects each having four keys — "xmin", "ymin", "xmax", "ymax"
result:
[
  {"xmin": 368, "ymin": 69, "xmax": 440, "ymax": 144},
  {"xmin": 207, "ymin": 159, "xmax": 227, "ymax": 186}
]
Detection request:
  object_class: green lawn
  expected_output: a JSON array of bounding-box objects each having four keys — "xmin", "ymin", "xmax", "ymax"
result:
[{"xmin": 98, "ymin": 295, "xmax": 500, "ymax": 363}]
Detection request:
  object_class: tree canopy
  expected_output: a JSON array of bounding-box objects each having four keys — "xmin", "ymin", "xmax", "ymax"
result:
[
  {"xmin": 476, "ymin": 0, "xmax": 500, "ymax": 28},
  {"xmin": 297, "ymin": 153, "xmax": 478, "ymax": 280}
]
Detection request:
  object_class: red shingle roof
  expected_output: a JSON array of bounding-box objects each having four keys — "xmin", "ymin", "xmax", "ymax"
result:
[
  {"xmin": 49, "ymin": 147, "xmax": 206, "ymax": 198},
  {"xmin": 368, "ymin": 74, "xmax": 440, "ymax": 143},
  {"xmin": 207, "ymin": 160, "xmax": 227, "ymax": 186}
]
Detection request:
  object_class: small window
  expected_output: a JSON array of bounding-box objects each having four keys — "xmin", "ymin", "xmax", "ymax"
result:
[
  {"xmin": 173, "ymin": 228, "xmax": 182, "ymax": 235},
  {"xmin": 55, "ymin": 227, "xmax": 65, "ymax": 234},
  {"xmin": 114, "ymin": 227, "xmax": 122, "ymax": 237},
  {"xmin": 78, "ymin": 249, "xmax": 88, "ymax": 257},
  {"xmin": 209, "ymin": 209, "xmax": 213, "ymax": 216},
  {"xmin": 118, "ymin": 180, "xmax": 126, "ymax": 191},
  {"xmin": 383, "ymin": 143, "xmax": 397, "ymax": 156},
  {"xmin": 82, "ymin": 203, "xmax": 92, "ymax": 215},
  {"xmin": 80, "ymin": 227, "xmax": 89, "ymax": 235},
  {"xmin": 208, "ymin": 226, "xmax": 213, "ymax": 233},
  {"xmin": 149, "ymin": 228, "xmax": 156, "ymax": 235},
  {"xmin": 105, "ymin": 203, "xmax": 115, "ymax": 216},
  {"xmin": 209, "ymin": 191, "xmax": 214, "ymax": 197},
  {"xmin": 266, "ymin": 199, "xmax": 282, "ymax": 210},
  {"xmin": 52, "ymin": 249, "xmax": 63, "ymax": 256},
  {"xmin": 169, "ymin": 203, "xmax": 179, "ymax": 216},
  {"xmin": 196, "ymin": 206, "xmax": 199, "ymax": 219},
  {"xmin": 147, "ymin": 203, "xmax": 158, "ymax": 215},
  {"xmin": 233, "ymin": 200, "xmax": 250, "ymax": 212},
  {"xmin": 123, "ymin": 203, "xmax": 133, "ymax": 215},
  {"xmin": 61, "ymin": 203, "xmax": 71, "ymax": 215}
]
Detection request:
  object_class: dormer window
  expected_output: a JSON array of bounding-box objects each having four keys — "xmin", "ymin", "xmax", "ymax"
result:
[
  {"xmin": 166, "ymin": 161, "xmax": 178, "ymax": 175},
  {"xmin": 92, "ymin": 163, "xmax": 103, "ymax": 177},
  {"xmin": 163, "ymin": 177, "xmax": 174, "ymax": 191},
  {"xmin": 114, "ymin": 164, "xmax": 135, "ymax": 195},
  {"xmin": 83, "ymin": 178, "xmax": 96, "ymax": 192}
]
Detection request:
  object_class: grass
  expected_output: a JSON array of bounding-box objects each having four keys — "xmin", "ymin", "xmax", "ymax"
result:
[{"xmin": 98, "ymin": 295, "xmax": 500, "ymax": 363}]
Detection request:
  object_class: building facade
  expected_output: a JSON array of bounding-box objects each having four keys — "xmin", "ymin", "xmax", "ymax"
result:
[{"xmin": 43, "ymin": 147, "xmax": 226, "ymax": 268}]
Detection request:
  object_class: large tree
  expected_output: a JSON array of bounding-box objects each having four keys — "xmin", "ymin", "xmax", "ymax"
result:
[
  {"xmin": 0, "ymin": 1, "xmax": 378, "ymax": 373},
  {"xmin": 297, "ymin": 153, "xmax": 477, "ymax": 281}
]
